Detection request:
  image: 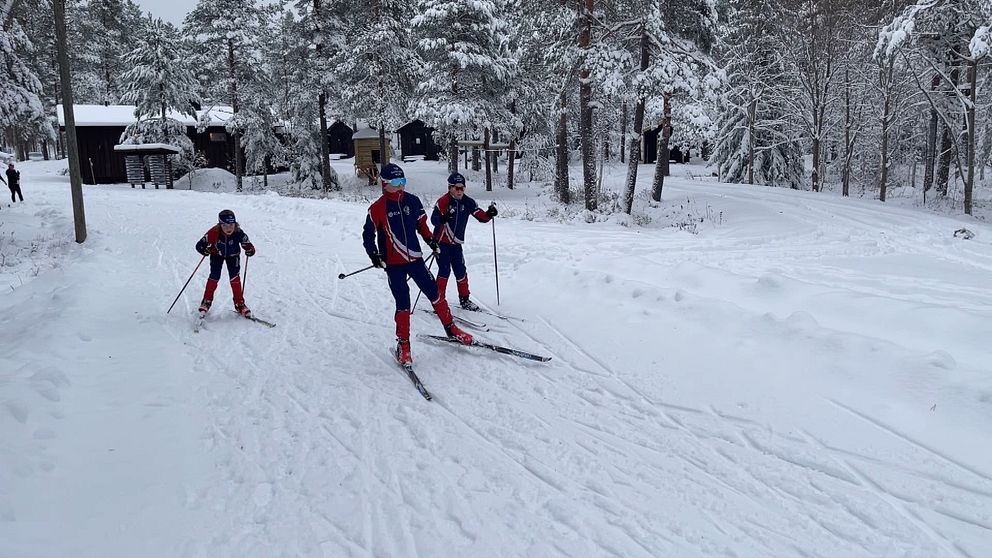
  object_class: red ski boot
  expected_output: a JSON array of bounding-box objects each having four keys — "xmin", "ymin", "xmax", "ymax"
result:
[
  {"xmin": 396, "ymin": 338, "xmax": 412, "ymax": 364},
  {"xmin": 198, "ymin": 299, "xmax": 212, "ymax": 313},
  {"xmin": 235, "ymin": 303, "xmax": 252, "ymax": 318},
  {"xmin": 444, "ymin": 323, "xmax": 473, "ymax": 345}
]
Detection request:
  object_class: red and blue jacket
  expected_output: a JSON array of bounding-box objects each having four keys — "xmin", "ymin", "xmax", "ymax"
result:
[
  {"xmin": 363, "ymin": 191, "xmax": 434, "ymax": 265},
  {"xmin": 430, "ymin": 193, "xmax": 491, "ymax": 245},
  {"xmin": 196, "ymin": 225, "xmax": 254, "ymax": 257}
]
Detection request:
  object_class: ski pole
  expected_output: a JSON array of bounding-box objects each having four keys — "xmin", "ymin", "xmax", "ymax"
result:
[
  {"xmin": 492, "ymin": 214, "xmax": 500, "ymax": 305},
  {"xmin": 409, "ymin": 252, "xmax": 435, "ymax": 283},
  {"xmin": 411, "ymin": 254, "xmax": 437, "ymax": 313},
  {"xmin": 338, "ymin": 264, "xmax": 375, "ymax": 279},
  {"xmin": 242, "ymin": 254, "xmax": 249, "ymax": 296},
  {"xmin": 167, "ymin": 254, "xmax": 207, "ymax": 314}
]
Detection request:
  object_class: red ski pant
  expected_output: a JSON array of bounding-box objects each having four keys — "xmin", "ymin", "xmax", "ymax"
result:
[{"xmin": 202, "ymin": 255, "xmax": 244, "ymax": 306}]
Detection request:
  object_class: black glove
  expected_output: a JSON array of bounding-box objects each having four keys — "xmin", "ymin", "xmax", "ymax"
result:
[
  {"xmin": 369, "ymin": 252, "xmax": 385, "ymax": 268},
  {"xmin": 486, "ymin": 203, "xmax": 498, "ymax": 218},
  {"xmin": 243, "ymin": 243, "xmax": 256, "ymax": 257},
  {"xmin": 424, "ymin": 238, "xmax": 439, "ymax": 253},
  {"xmin": 207, "ymin": 246, "xmax": 220, "ymax": 256}
]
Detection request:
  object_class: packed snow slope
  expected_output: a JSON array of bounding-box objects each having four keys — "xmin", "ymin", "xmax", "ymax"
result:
[{"xmin": 2, "ymin": 160, "xmax": 991, "ymax": 558}]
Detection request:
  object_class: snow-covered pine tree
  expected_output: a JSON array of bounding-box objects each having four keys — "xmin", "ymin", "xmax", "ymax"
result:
[
  {"xmin": 266, "ymin": 6, "xmax": 332, "ymax": 191},
  {"xmin": 712, "ymin": 0, "xmax": 803, "ymax": 189},
  {"xmin": 11, "ymin": 3, "xmax": 61, "ymax": 159},
  {"xmin": 642, "ymin": 0, "xmax": 720, "ymax": 203},
  {"xmin": 236, "ymin": 70, "xmax": 286, "ymax": 190},
  {"xmin": 293, "ymin": 0, "xmax": 343, "ymax": 191},
  {"xmin": 506, "ymin": 1, "xmax": 577, "ymax": 202},
  {"xmin": 411, "ymin": 0, "xmax": 513, "ymax": 174},
  {"xmin": 492, "ymin": 0, "xmax": 551, "ymax": 191},
  {"xmin": 0, "ymin": 18, "xmax": 53, "ymax": 159},
  {"xmin": 118, "ymin": 17, "xmax": 200, "ymax": 185},
  {"xmin": 332, "ymin": 0, "xmax": 418, "ymax": 172},
  {"xmin": 68, "ymin": 0, "xmax": 144, "ymax": 104},
  {"xmin": 184, "ymin": 0, "xmax": 271, "ymax": 191}
]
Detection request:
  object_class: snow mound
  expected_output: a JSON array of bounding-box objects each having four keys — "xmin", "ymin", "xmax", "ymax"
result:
[{"xmin": 175, "ymin": 167, "xmax": 239, "ymax": 193}]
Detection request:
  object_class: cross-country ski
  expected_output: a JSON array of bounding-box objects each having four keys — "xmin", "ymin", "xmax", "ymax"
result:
[{"xmin": 419, "ymin": 334, "xmax": 552, "ymax": 362}]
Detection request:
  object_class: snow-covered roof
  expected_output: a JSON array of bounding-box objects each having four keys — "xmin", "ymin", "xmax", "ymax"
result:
[
  {"xmin": 113, "ymin": 143, "xmax": 181, "ymax": 153},
  {"xmin": 352, "ymin": 127, "xmax": 387, "ymax": 140},
  {"xmin": 56, "ymin": 104, "xmax": 234, "ymax": 127}
]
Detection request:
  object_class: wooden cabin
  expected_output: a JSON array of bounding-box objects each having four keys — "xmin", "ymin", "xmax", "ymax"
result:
[
  {"xmin": 642, "ymin": 125, "xmax": 690, "ymax": 165},
  {"xmin": 396, "ymin": 119, "xmax": 440, "ymax": 161},
  {"xmin": 56, "ymin": 104, "xmax": 239, "ymax": 184},
  {"xmin": 352, "ymin": 127, "xmax": 391, "ymax": 182},
  {"xmin": 328, "ymin": 121, "xmax": 355, "ymax": 158}
]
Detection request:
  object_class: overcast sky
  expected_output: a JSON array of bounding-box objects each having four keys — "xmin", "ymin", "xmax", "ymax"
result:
[{"xmin": 133, "ymin": 0, "xmax": 197, "ymax": 26}]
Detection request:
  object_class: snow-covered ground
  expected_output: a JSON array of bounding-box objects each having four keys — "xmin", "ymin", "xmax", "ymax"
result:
[{"xmin": 1, "ymin": 158, "xmax": 991, "ymax": 557}]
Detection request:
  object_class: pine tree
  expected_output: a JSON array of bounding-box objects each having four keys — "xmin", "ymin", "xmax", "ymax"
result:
[
  {"xmin": 411, "ymin": 0, "xmax": 513, "ymax": 174},
  {"xmin": 0, "ymin": 19, "xmax": 53, "ymax": 159},
  {"xmin": 118, "ymin": 17, "xmax": 199, "ymax": 178},
  {"xmin": 69, "ymin": 0, "xmax": 144, "ymax": 104},
  {"xmin": 333, "ymin": 0, "xmax": 418, "ymax": 171},
  {"xmin": 268, "ymin": 6, "xmax": 331, "ymax": 191},
  {"xmin": 712, "ymin": 0, "xmax": 804, "ymax": 189},
  {"xmin": 184, "ymin": 0, "xmax": 271, "ymax": 191}
]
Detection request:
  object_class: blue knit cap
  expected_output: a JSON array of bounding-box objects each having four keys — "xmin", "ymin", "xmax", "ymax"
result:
[
  {"xmin": 447, "ymin": 173, "xmax": 466, "ymax": 186},
  {"xmin": 380, "ymin": 164, "xmax": 405, "ymax": 181},
  {"xmin": 218, "ymin": 209, "xmax": 236, "ymax": 224}
]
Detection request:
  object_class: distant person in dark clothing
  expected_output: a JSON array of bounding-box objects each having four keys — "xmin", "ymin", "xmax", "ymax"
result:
[{"xmin": 1, "ymin": 163, "xmax": 23, "ymax": 203}]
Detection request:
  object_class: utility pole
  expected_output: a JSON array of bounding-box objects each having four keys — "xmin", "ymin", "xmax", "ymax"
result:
[{"xmin": 53, "ymin": 0, "xmax": 87, "ymax": 243}]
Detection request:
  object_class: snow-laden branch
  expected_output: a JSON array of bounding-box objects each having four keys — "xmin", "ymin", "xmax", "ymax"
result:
[
  {"xmin": 1, "ymin": 0, "xmax": 18, "ymax": 29},
  {"xmin": 972, "ymin": 25, "xmax": 991, "ymax": 59}
]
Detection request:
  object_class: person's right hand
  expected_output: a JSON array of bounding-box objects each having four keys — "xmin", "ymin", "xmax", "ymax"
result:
[{"xmin": 369, "ymin": 253, "xmax": 385, "ymax": 268}]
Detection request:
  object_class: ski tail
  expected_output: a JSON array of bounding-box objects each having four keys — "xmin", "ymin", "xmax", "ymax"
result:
[
  {"xmin": 418, "ymin": 334, "xmax": 551, "ymax": 362},
  {"xmin": 393, "ymin": 350, "xmax": 432, "ymax": 400}
]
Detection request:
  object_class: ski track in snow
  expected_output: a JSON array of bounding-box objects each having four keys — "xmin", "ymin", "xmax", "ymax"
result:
[{"xmin": 2, "ymin": 163, "xmax": 991, "ymax": 557}]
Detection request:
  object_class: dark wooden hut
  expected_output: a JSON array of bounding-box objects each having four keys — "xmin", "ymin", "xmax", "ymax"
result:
[{"xmin": 396, "ymin": 119, "xmax": 440, "ymax": 161}]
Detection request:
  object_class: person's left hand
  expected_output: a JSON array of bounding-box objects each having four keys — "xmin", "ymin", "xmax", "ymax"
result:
[{"xmin": 486, "ymin": 203, "xmax": 498, "ymax": 218}]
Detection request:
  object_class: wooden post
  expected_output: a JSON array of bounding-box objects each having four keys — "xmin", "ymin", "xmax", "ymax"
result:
[{"xmin": 53, "ymin": 0, "xmax": 86, "ymax": 243}]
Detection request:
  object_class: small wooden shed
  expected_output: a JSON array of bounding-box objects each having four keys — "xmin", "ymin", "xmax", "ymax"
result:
[
  {"xmin": 396, "ymin": 119, "xmax": 440, "ymax": 161},
  {"xmin": 352, "ymin": 127, "xmax": 391, "ymax": 181},
  {"xmin": 328, "ymin": 121, "xmax": 355, "ymax": 158}
]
